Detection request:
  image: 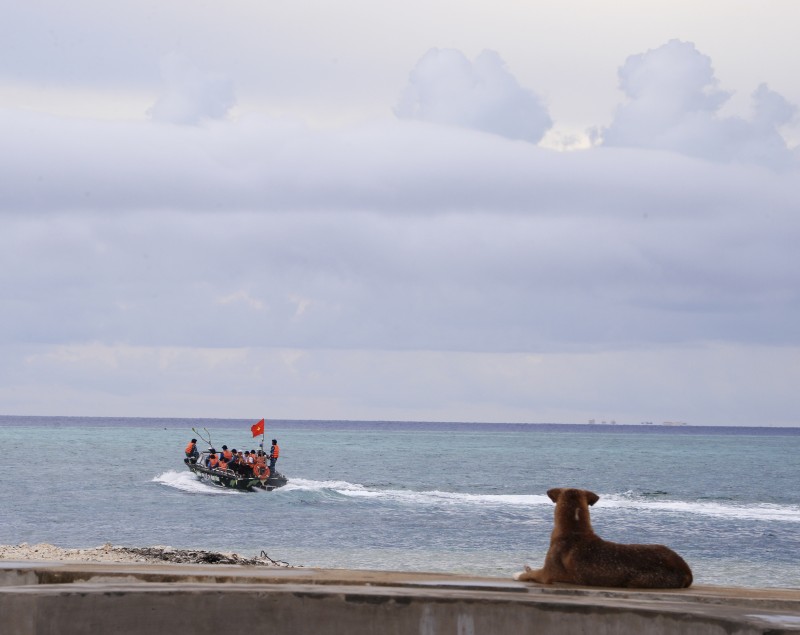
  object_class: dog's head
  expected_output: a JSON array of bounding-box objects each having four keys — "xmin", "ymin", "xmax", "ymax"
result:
[
  {"xmin": 547, "ymin": 488, "xmax": 600, "ymax": 506},
  {"xmin": 547, "ymin": 488, "xmax": 599, "ymax": 530}
]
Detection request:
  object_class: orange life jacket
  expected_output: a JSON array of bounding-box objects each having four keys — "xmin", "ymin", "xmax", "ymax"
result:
[
  {"xmin": 222, "ymin": 450, "xmax": 233, "ymax": 461},
  {"xmin": 271, "ymin": 444, "xmax": 280, "ymax": 459},
  {"xmin": 185, "ymin": 442, "xmax": 195, "ymax": 454},
  {"xmin": 208, "ymin": 456, "xmax": 219, "ymax": 468}
]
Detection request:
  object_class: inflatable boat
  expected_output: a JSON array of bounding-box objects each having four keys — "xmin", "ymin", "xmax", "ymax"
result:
[{"xmin": 185, "ymin": 450, "xmax": 288, "ymax": 491}]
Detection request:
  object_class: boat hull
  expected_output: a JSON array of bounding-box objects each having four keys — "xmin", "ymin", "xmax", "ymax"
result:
[{"xmin": 184, "ymin": 458, "xmax": 288, "ymax": 491}]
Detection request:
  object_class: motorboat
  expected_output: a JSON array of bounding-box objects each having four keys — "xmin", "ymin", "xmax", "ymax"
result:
[{"xmin": 185, "ymin": 450, "xmax": 287, "ymax": 491}]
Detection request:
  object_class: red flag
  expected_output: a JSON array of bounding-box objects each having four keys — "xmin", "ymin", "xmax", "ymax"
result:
[{"xmin": 251, "ymin": 418, "xmax": 265, "ymax": 437}]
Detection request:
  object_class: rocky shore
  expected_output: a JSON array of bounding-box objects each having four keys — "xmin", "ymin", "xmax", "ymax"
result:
[{"xmin": 0, "ymin": 543, "xmax": 293, "ymax": 567}]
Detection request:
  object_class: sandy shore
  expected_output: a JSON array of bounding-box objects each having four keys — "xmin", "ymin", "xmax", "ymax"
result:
[{"xmin": 0, "ymin": 543, "xmax": 293, "ymax": 567}]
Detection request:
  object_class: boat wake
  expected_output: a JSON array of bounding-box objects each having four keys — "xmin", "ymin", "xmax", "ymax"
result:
[
  {"xmin": 152, "ymin": 473, "xmax": 800, "ymax": 523},
  {"xmin": 285, "ymin": 478, "xmax": 549, "ymax": 507},
  {"xmin": 153, "ymin": 470, "xmax": 245, "ymax": 495},
  {"xmin": 282, "ymin": 478, "xmax": 800, "ymax": 522}
]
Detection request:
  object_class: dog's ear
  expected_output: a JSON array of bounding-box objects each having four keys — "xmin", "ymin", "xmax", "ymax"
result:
[
  {"xmin": 546, "ymin": 488, "xmax": 563, "ymax": 503},
  {"xmin": 585, "ymin": 490, "xmax": 599, "ymax": 506}
]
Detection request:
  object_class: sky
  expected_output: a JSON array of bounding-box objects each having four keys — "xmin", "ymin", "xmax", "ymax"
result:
[{"xmin": 1, "ymin": 1, "xmax": 799, "ymax": 426}]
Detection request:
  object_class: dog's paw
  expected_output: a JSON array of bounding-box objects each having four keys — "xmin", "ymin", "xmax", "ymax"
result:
[{"xmin": 514, "ymin": 565, "xmax": 537, "ymax": 581}]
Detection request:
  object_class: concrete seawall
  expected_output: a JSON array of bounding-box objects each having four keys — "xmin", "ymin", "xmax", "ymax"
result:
[{"xmin": 2, "ymin": 561, "xmax": 800, "ymax": 634}]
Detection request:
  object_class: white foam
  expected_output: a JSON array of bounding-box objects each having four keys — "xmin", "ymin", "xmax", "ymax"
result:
[
  {"xmin": 152, "ymin": 470, "xmax": 243, "ymax": 495},
  {"xmin": 282, "ymin": 478, "xmax": 368, "ymax": 493},
  {"xmin": 283, "ymin": 479, "xmax": 800, "ymax": 522},
  {"xmin": 600, "ymin": 493, "xmax": 800, "ymax": 523},
  {"xmin": 283, "ymin": 478, "xmax": 549, "ymax": 506}
]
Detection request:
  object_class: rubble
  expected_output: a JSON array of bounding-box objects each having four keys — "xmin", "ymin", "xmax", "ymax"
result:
[{"xmin": 0, "ymin": 543, "xmax": 292, "ymax": 567}]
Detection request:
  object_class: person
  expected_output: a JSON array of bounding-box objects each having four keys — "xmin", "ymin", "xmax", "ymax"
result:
[
  {"xmin": 230, "ymin": 450, "xmax": 246, "ymax": 475},
  {"xmin": 243, "ymin": 451, "xmax": 255, "ymax": 475},
  {"xmin": 206, "ymin": 452, "xmax": 219, "ymax": 469},
  {"xmin": 221, "ymin": 445, "xmax": 233, "ymax": 463},
  {"xmin": 269, "ymin": 439, "xmax": 280, "ymax": 472},
  {"xmin": 184, "ymin": 439, "xmax": 199, "ymax": 463}
]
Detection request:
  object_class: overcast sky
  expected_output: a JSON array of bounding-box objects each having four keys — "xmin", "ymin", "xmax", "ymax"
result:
[{"xmin": 2, "ymin": 1, "xmax": 799, "ymax": 425}]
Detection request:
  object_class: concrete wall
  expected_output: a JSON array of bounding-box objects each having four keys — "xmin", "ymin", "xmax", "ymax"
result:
[{"xmin": 2, "ymin": 563, "xmax": 799, "ymax": 635}]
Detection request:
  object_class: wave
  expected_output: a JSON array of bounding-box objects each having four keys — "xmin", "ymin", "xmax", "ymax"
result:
[
  {"xmin": 601, "ymin": 492, "xmax": 800, "ymax": 523},
  {"xmin": 281, "ymin": 478, "xmax": 800, "ymax": 523},
  {"xmin": 152, "ymin": 470, "xmax": 245, "ymax": 495}
]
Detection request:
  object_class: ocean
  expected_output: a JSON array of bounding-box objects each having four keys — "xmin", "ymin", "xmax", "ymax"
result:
[{"xmin": 1, "ymin": 416, "xmax": 798, "ymax": 589}]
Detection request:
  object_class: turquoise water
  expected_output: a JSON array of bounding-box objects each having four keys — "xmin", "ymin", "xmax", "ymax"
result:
[{"xmin": 1, "ymin": 416, "xmax": 798, "ymax": 588}]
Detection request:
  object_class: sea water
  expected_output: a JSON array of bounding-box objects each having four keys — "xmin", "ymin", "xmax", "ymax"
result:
[{"xmin": 1, "ymin": 416, "xmax": 798, "ymax": 589}]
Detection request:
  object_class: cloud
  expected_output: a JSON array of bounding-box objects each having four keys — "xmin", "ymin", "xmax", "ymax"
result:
[
  {"xmin": 147, "ymin": 54, "xmax": 236, "ymax": 125},
  {"xmin": 0, "ymin": 108, "xmax": 797, "ymax": 358},
  {"xmin": 395, "ymin": 48, "xmax": 552, "ymax": 143},
  {"xmin": 2, "ymin": 37, "xmax": 799, "ymax": 423},
  {"xmin": 7, "ymin": 108, "xmax": 792, "ymax": 219},
  {"xmin": 3, "ymin": 342, "xmax": 799, "ymax": 425},
  {"xmin": 599, "ymin": 40, "xmax": 798, "ymax": 169}
]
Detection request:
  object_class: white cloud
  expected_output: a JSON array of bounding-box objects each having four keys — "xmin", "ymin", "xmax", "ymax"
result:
[
  {"xmin": 2, "ymin": 30, "xmax": 800, "ymax": 424},
  {"xmin": 599, "ymin": 40, "xmax": 798, "ymax": 169},
  {"xmin": 3, "ymin": 343, "xmax": 799, "ymax": 425},
  {"xmin": 217, "ymin": 291, "xmax": 266, "ymax": 311},
  {"xmin": 395, "ymin": 48, "xmax": 552, "ymax": 143},
  {"xmin": 5, "ymin": 107, "xmax": 793, "ymax": 218},
  {"xmin": 0, "ymin": 114, "xmax": 797, "ymax": 357},
  {"xmin": 147, "ymin": 54, "xmax": 236, "ymax": 125}
]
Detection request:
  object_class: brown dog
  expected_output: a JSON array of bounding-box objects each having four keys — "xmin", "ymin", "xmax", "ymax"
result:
[{"xmin": 514, "ymin": 487, "xmax": 693, "ymax": 588}]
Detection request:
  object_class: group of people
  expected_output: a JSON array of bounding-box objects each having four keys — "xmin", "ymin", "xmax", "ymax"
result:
[{"xmin": 184, "ymin": 438, "xmax": 280, "ymax": 479}]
